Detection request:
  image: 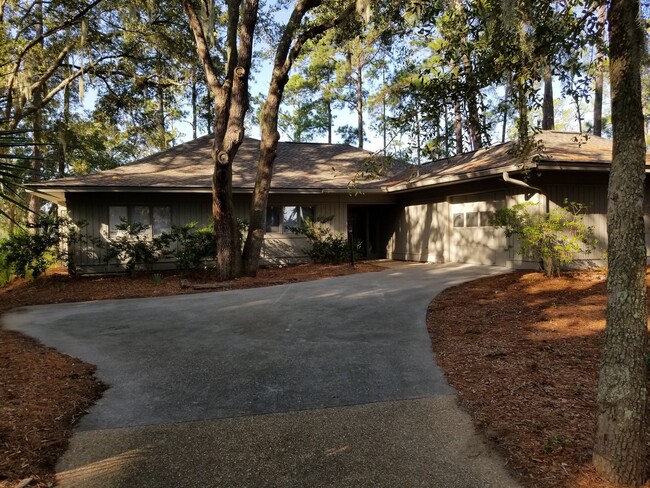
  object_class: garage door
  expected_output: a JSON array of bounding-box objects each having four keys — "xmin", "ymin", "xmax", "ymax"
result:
[{"xmin": 450, "ymin": 193, "xmax": 508, "ymax": 266}]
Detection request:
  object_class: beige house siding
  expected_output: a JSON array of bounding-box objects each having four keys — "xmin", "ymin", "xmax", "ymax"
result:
[
  {"xmin": 387, "ymin": 201, "xmax": 449, "ymax": 263},
  {"xmin": 387, "ymin": 183, "xmax": 648, "ymax": 270}
]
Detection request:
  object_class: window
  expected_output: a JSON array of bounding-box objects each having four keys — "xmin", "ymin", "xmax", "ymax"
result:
[
  {"xmin": 266, "ymin": 205, "xmax": 314, "ymax": 233},
  {"xmin": 453, "ymin": 213, "xmax": 465, "ymax": 228},
  {"xmin": 152, "ymin": 207, "xmax": 172, "ymax": 236},
  {"xmin": 480, "ymin": 211, "xmax": 495, "ymax": 227},
  {"xmin": 108, "ymin": 206, "xmax": 171, "ymax": 238},
  {"xmin": 109, "ymin": 206, "xmax": 128, "ymax": 237},
  {"xmin": 465, "ymin": 211, "xmax": 479, "ymax": 227}
]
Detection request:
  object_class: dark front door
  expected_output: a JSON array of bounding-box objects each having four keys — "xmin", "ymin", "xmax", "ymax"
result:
[{"xmin": 347, "ymin": 205, "xmax": 393, "ymax": 259}]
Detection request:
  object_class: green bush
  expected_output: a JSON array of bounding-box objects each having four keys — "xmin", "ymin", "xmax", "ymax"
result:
[
  {"xmin": 103, "ymin": 219, "xmax": 172, "ymax": 273},
  {"xmin": 0, "ymin": 214, "xmax": 91, "ymax": 279},
  {"xmin": 494, "ymin": 200, "xmax": 597, "ymax": 277},
  {"xmin": 289, "ymin": 216, "xmax": 361, "ymax": 264},
  {"xmin": 164, "ymin": 222, "xmax": 216, "ymax": 271}
]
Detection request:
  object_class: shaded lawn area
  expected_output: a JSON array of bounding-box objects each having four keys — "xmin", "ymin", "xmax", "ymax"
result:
[{"xmin": 427, "ymin": 269, "xmax": 650, "ymax": 488}]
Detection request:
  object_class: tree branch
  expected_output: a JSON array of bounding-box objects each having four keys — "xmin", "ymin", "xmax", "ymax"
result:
[
  {"xmin": 6, "ymin": 0, "xmax": 106, "ymax": 100},
  {"xmin": 182, "ymin": 0, "xmax": 222, "ymax": 96},
  {"xmin": 27, "ymin": 43, "xmax": 73, "ymax": 95},
  {"xmin": 11, "ymin": 54, "xmax": 124, "ymax": 127}
]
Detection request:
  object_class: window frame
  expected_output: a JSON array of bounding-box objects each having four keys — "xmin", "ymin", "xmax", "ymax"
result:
[
  {"xmin": 265, "ymin": 205, "xmax": 315, "ymax": 234},
  {"xmin": 108, "ymin": 205, "xmax": 172, "ymax": 239}
]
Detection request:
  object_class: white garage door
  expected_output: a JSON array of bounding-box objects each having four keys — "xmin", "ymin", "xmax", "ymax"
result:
[{"xmin": 450, "ymin": 193, "xmax": 508, "ymax": 266}]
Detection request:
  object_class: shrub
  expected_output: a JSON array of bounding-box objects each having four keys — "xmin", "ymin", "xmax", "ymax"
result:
[
  {"xmin": 494, "ymin": 200, "xmax": 597, "ymax": 277},
  {"xmin": 103, "ymin": 219, "xmax": 172, "ymax": 273},
  {"xmin": 164, "ymin": 222, "xmax": 216, "ymax": 271},
  {"xmin": 289, "ymin": 216, "xmax": 361, "ymax": 264},
  {"xmin": 0, "ymin": 214, "xmax": 91, "ymax": 279}
]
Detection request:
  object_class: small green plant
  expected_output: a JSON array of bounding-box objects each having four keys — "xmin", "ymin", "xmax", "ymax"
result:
[
  {"xmin": 163, "ymin": 222, "xmax": 216, "ymax": 271},
  {"xmin": 0, "ymin": 214, "xmax": 92, "ymax": 279},
  {"xmin": 103, "ymin": 219, "xmax": 172, "ymax": 273},
  {"xmin": 152, "ymin": 273, "xmax": 162, "ymax": 286},
  {"xmin": 494, "ymin": 200, "xmax": 597, "ymax": 277},
  {"xmin": 542, "ymin": 433, "xmax": 566, "ymax": 453},
  {"xmin": 289, "ymin": 216, "xmax": 361, "ymax": 264}
]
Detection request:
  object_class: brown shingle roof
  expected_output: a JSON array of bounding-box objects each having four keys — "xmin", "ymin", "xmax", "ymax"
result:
[
  {"xmin": 388, "ymin": 131, "xmax": 649, "ymax": 190},
  {"xmin": 35, "ymin": 136, "xmax": 402, "ymax": 191},
  {"xmin": 33, "ymin": 131, "xmax": 644, "ymax": 196}
]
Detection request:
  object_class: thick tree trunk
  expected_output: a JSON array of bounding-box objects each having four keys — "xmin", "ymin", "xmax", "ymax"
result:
[
  {"xmin": 593, "ymin": 4, "xmax": 606, "ymax": 137},
  {"xmin": 542, "ymin": 65, "xmax": 554, "ymax": 130},
  {"xmin": 242, "ymin": 0, "xmax": 356, "ymax": 276},
  {"xmin": 211, "ymin": 125, "xmax": 241, "ymax": 282},
  {"xmin": 184, "ymin": 0, "xmax": 258, "ymax": 281},
  {"xmin": 241, "ymin": 100, "xmax": 279, "ymax": 276},
  {"xmin": 593, "ymin": 0, "xmax": 647, "ymax": 485}
]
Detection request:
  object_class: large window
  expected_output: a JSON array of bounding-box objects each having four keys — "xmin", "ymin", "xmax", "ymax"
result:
[
  {"xmin": 266, "ymin": 206, "xmax": 314, "ymax": 234},
  {"xmin": 108, "ymin": 205, "xmax": 171, "ymax": 238}
]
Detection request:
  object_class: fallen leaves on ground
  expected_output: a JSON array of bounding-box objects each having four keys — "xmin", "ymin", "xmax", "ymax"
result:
[{"xmin": 427, "ymin": 269, "xmax": 650, "ymax": 488}]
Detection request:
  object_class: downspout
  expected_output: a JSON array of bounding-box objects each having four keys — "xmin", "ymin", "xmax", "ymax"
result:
[{"xmin": 502, "ymin": 171, "xmax": 543, "ymax": 194}]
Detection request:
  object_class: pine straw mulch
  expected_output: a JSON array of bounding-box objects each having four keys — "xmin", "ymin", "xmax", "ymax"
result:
[
  {"xmin": 427, "ymin": 269, "xmax": 650, "ymax": 488},
  {"xmin": 0, "ymin": 332, "xmax": 106, "ymax": 488},
  {"xmin": 0, "ymin": 262, "xmax": 381, "ymax": 487},
  {"xmin": 0, "ymin": 262, "xmax": 381, "ymax": 317}
]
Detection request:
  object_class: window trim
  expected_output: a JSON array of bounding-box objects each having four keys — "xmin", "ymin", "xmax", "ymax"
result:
[
  {"xmin": 108, "ymin": 205, "xmax": 172, "ymax": 238},
  {"xmin": 266, "ymin": 205, "xmax": 315, "ymax": 234}
]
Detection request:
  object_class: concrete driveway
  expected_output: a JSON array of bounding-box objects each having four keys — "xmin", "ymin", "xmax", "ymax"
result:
[{"xmin": 3, "ymin": 263, "xmax": 520, "ymax": 487}]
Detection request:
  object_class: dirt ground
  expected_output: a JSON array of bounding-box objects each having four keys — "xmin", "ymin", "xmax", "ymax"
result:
[
  {"xmin": 0, "ymin": 262, "xmax": 380, "ymax": 487},
  {"xmin": 427, "ymin": 269, "xmax": 650, "ymax": 488}
]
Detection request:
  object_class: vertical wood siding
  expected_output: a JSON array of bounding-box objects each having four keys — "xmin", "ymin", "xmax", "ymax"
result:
[
  {"xmin": 64, "ymin": 192, "xmax": 392, "ymax": 272},
  {"xmin": 387, "ymin": 201, "xmax": 449, "ymax": 263}
]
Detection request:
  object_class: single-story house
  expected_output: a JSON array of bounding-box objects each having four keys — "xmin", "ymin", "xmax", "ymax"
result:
[{"xmin": 28, "ymin": 130, "xmax": 650, "ymax": 273}]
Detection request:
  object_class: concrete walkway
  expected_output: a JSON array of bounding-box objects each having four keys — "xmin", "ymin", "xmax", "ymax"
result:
[{"xmin": 3, "ymin": 263, "xmax": 521, "ymax": 487}]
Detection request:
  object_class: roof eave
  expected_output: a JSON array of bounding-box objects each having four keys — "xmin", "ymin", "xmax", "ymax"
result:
[
  {"xmin": 26, "ymin": 185, "xmax": 389, "ymax": 196},
  {"xmin": 387, "ymin": 163, "xmax": 530, "ymax": 193},
  {"xmin": 537, "ymin": 160, "xmax": 650, "ymax": 172}
]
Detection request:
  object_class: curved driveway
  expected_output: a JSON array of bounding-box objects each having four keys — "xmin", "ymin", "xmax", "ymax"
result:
[{"xmin": 3, "ymin": 263, "xmax": 520, "ymax": 487}]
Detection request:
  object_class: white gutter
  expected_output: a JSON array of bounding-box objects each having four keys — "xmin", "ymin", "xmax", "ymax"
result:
[{"xmin": 502, "ymin": 171, "xmax": 543, "ymax": 193}]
